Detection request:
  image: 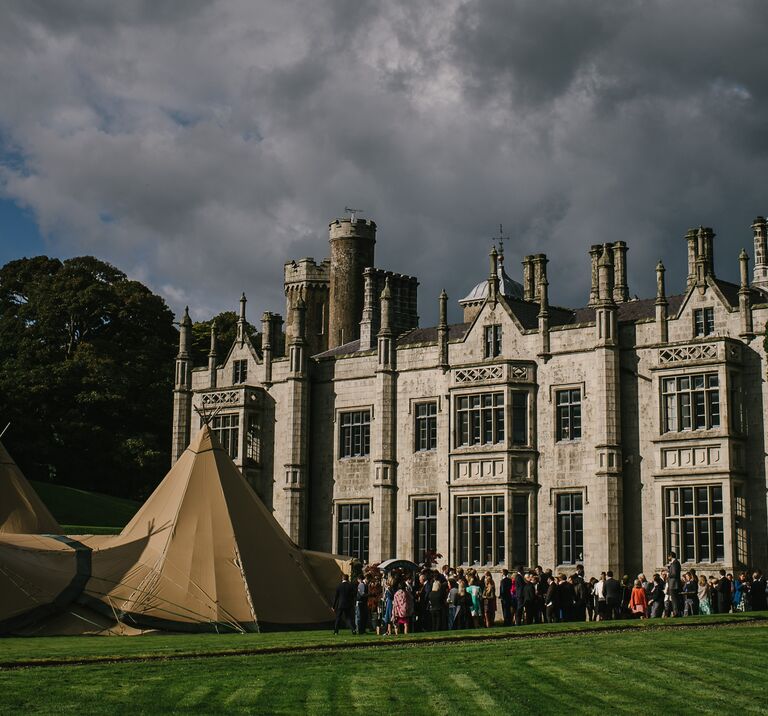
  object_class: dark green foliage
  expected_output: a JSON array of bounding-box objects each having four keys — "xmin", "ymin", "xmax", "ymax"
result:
[
  {"xmin": 0, "ymin": 256, "xmax": 177, "ymax": 498},
  {"xmin": 190, "ymin": 310, "xmax": 259, "ymax": 367}
]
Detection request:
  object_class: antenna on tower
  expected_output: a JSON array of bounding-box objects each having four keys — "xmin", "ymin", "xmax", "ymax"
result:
[
  {"xmin": 344, "ymin": 206, "xmax": 365, "ymax": 223},
  {"xmin": 493, "ymin": 224, "xmax": 510, "ymax": 259}
]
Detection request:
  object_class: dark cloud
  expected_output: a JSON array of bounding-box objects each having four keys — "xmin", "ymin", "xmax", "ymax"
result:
[{"xmin": 0, "ymin": 0, "xmax": 767, "ymax": 326}]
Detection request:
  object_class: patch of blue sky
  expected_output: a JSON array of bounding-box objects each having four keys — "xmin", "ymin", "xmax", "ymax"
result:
[{"xmin": 0, "ymin": 198, "xmax": 47, "ymax": 264}]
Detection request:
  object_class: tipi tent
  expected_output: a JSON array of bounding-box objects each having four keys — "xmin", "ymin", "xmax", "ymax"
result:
[
  {"xmin": 0, "ymin": 426, "xmax": 336, "ymax": 634},
  {"xmin": 0, "ymin": 440, "xmax": 61, "ymax": 535}
]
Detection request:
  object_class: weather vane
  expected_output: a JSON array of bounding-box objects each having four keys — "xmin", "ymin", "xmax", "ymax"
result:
[
  {"xmin": 344, "ymin": 206, "xmax": 364, "ymax": 222},
  {"xmin": 493, "ymin": 224, "xmax": 510, "ymax": 257}
]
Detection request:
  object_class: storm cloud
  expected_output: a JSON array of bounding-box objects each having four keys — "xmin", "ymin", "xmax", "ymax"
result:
[{"xmin": 1, "ymin": 0, "xmax": 767, "ymax": 323}]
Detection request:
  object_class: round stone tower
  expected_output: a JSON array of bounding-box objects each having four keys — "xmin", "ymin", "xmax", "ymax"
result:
[{"xmin": 328, "ymin": 217, "xmax": 376, "ymax": 348}]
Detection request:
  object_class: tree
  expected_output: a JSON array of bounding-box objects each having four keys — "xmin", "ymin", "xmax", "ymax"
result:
[{"xmin": 0, "ymin": 256, "xmax": 178, "ymax": 498}]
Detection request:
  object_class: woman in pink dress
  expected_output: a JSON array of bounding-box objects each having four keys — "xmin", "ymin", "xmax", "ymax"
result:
[{"xmin": 393, "ymin": 585, "xmax": 414, "ymax": 635}]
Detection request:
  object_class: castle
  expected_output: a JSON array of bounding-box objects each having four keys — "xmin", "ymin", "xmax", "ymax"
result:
[{"xmin": 171, "ymin": 215, "xmax": 768, "ymax": 578}]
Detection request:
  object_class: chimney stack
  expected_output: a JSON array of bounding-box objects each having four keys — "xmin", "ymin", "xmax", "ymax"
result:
[
  {"xmin": 611, "ymin": 242, "xmax": 629, "ymax": 303},
  {"xmin": 589, "ymin": 245, "xmax": 602, "ymax": 306},
  {"xmin": 522, "ymin": 256, "xmax": 536, "ymax": 302}
]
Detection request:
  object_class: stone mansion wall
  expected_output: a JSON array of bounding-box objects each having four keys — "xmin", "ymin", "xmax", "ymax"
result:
[{"xmin": 172, "ymin": 216, "xmax": 768, "ymax": 578}]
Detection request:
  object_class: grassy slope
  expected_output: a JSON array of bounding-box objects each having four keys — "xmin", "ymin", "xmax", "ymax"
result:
[
  {"xmin": 30, "ymin": 480, "xmax": 139, "ymax": 529},
  {"xmin": 1, "ymin": 622, "xmax": 767, "ymax": 715}
]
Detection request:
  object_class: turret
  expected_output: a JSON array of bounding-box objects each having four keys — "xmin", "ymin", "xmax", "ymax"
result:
[
  {"xmin": 208, "ymin": 320, "xmax": 217, "ymax": 388},
  {"xmin": 538, "ymin": 270, "xmax": 550, "ymax": 358},
  {"xmin": 437, "ymin": 289, "xmax": 448, "ymax": 370},
  {"xmin": 261, "ymin": 311, "xmax": 273, "ymax": 386},
  {"xmin": 328, "ymin": 217, "xmax": 376, "ymax": 348},
  {"xmin": 655, "ymin": 261, "xmax": 668, "ymax": 343},
  {"xmin": 596, "ymin": 244, "xmax": 617, "ymax": 346},
  {"xmin": 171, "ymin": 307, "xmax": 193, "ymax": 464},
  {"xmin": 752, "ymin": 216, "xmax": 768, "ymax": 291},
  {"xmin": 488, "ymin": 247, "xmax": 499, "ymax": 305},
  {"xmin": 237, "ymin": 293, "xmax": 247, "ymax": 346},
  {"xmin": 359, "ymin": 268, "xmax": 376, "ymax": 351},
  {"xmin": 739, "ymin": 249, "xmax": 754, "ymax": 340},
  {"xmin": 289, "ymin": 296, "xmax": 306, "ymax": 376},
  {"xmin": 377, "ymin": 278, "xmax": 394, "ymax": 369}
]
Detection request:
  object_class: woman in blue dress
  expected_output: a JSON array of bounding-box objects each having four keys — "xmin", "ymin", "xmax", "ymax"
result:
[{"xmin": 382, "ymin": 578, "xmax": 394, "ymax": 635}]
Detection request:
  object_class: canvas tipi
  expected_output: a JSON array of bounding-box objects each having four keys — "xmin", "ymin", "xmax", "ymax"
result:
[
  {"xmin": 80, "ymin": 425, "xmax": 335, "ymax": 631},
  {"xmin": 0, "ymin": 440, "xmax": 61, "ymax": 535}
]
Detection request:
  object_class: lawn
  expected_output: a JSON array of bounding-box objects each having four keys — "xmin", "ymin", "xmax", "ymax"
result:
[
  {"xmin": 1, "ymin": 616, "xmax": 767, "ymax": 715},
  {"xmin": 30, "ymin": 480, "xmax": 139, "ymax": 531}
]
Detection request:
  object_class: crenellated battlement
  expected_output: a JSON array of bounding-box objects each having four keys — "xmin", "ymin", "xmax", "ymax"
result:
[{"xmin": 284, "ymin": 257, "xmax": 331, "ymax": 287}]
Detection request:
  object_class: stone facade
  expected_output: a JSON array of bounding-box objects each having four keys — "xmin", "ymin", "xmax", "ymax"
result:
[{"xmin": 172, "ymin": 216, "xmax": 768, "ymax": 578}]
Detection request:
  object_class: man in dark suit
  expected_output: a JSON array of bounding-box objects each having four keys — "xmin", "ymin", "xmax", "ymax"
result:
[
  {"xmin": 716, "ymin": 569, "xmax": 732, "ymax": 614},
  {"xmin": 667, "ymin": 552, "xmax": 682, "ymax": 617},
  {"xmin": 752, "ymin": 570, "xmax": 767, "ymax": 612},
  {"xmin": 499, "ymin": 569, "xmax": 513, "ymax": 626},
  {"xmin": 333, "ymin": 574, "xmax": 357, "ymax": 634},
  {"xmin": 603, "ymin": 570, "xmax": 622, "ymax": 620}
]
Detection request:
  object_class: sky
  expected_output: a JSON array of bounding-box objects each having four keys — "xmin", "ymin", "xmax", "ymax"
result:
[{"xmin": 1, "ymin": 0, "xmax": 767, "ymax": 326}]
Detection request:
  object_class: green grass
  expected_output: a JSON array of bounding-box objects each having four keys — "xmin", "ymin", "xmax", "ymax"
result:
[
  {"xmin": 31, "ymin": 480, "xmax": 139, "ymax": 528},
  {"xmin": 1, "ymin": 622, "xmax": 766, "ymax": 714},
  {"xmin": 0, "ymin": 612, "xmax": 763, "ymax": 666},
  {"xmin": 1, "ymin": 616, "xmax": 767, "ymax": 714}
]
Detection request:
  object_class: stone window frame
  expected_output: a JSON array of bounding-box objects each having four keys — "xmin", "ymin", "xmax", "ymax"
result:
[
  {"xmin": 550, "ymin": 382, "xmax": 586, "ymax": 444},
  {"xmin": 334, "ymin": 405, "xmax": 374, "ymax": 461},
  {"xmin": 483, "ymin": 324, "xmax": 502, "ymax": 359},
  {"xmin": 692, "ymin": 306, "xmax": 715, "ymax": 338},
  {"xmin": 413, "ymin": 400, "xmax": 438, "ymax": 452},
  {"xmin": 454, "ymin": 492, "xmax": 506, "ymax": 567},
  {"xmin": 663, "ymin": 483, "xmax": 725, "ymax": 564},
  {"xmin": 660, "ymin": 371, "xmax": 721, "ymax": 434},
  {"xmin": 232, "ymin": 358, "xmax": 248, "ymax": 384},
  {"xmin": 554, "ymin": 490, "xmax": 584, "ymax": 567},
  {"xmin": 412, "ymin": 497, "xmax": 438, "ymax": 563},
  {"xmin": 333, "ymin": 499, "xmax": 372, "ymax": 562}
]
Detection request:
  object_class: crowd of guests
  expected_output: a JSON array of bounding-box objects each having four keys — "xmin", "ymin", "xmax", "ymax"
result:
[{"xmin": 332, "ymin": 551, "xmax": 768, "ymax": 635}]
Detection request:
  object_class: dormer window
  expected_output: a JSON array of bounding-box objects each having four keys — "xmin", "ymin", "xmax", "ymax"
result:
[
  {"xmin": 232, "ymin": 359, "xmax": 248, "ymax": 384},
  {"xmin": 694, "ymin": 307, "xmax": 715, "ymax": 337},
  {"xmin": 484, "ymin": 325, "xmax": 502, "ymax": 358}
]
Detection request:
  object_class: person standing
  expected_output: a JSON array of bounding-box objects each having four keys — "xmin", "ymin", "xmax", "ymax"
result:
[
  {"xmin": 629, "ymin": 579, "xmax": 648, "ymax": 618},
  {"xmin": 499, "ymin": 569, "xmax": 513, "ymax": 626},
  {"xmin": 467, "ymin": 576, "xmax": 482, "ymax": 628},
  {"xmin": 594, "ymin": 572, "xmax": 607, "ymax": 621},
  {"xmin": 482, "ymin": 575, "xmax": 497, "ymax": 628},
  {"xmin": 698, "ymin": 575, "xmax": 712, "ymax": 615},
  {"xmin": 544, "ymin": 575, "xmax": 559, "ymax": 623},
  {"xmin": 649, "ymin": 574, "xmax": 665, "ymax": 618},
  {"xmin": 514, "ymin": 566, "xmax": 527, "ymax": 625},
  {"xmin": 446, "ymin": 579, "xmax": 459, "ymax": 630},
  {"xmin": 355, "ymin": 575, "xmax": 369, "ymax": 635},
  {"xmin": 604, "ymin": 571, "xmax": 622, "ymax": 620},
  {"xmin": 393, "ymin": 585, "xmax": 414, "ymax": 635},
  {"xmin": 667, "ymin": 552, "xmax": 682, "ymax": 617},
  {"xmin": 333, "ymin": 574, "xmax": 357, "ymax": 634},
  {"xmin": 716, "ymin": 570, "xmax": 731, "ymax": 614},
  {"xmin": 751, "ymin": 570, "xmax": 767, "ymax": 612}
]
